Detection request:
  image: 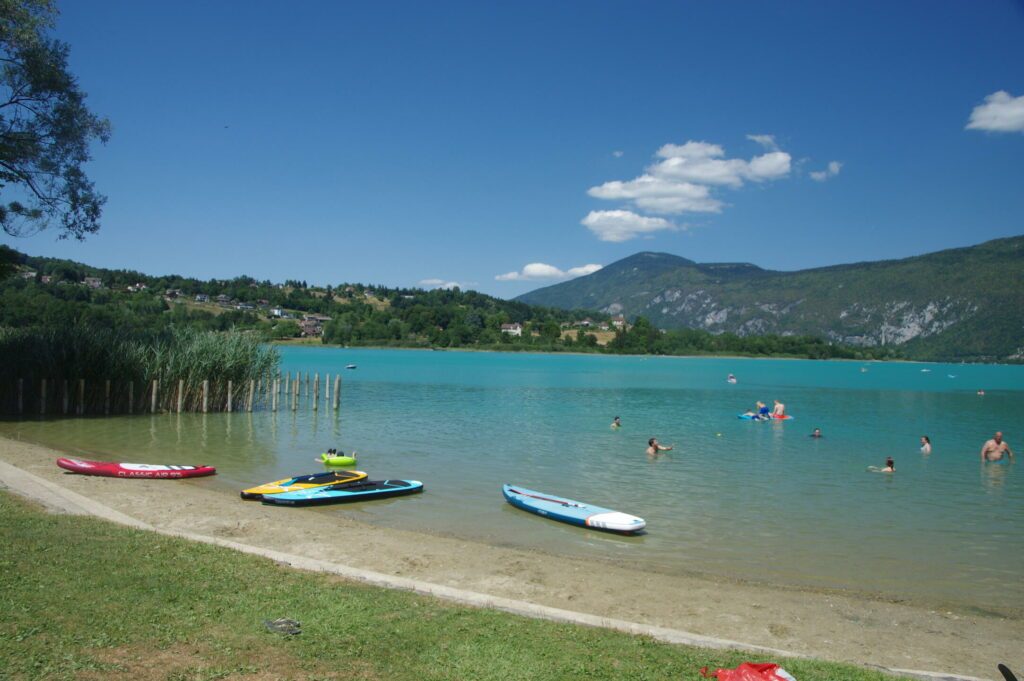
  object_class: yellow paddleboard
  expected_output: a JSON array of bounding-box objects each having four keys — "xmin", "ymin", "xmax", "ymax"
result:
[{"xmin": 241, "ymin": 469, "xmax": 367, "ymax": 500}]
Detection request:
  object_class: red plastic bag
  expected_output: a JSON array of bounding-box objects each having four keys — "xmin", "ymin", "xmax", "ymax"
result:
[{"xmin": 700, "ymin": 662, "xmax": 796, "ymax": 681}]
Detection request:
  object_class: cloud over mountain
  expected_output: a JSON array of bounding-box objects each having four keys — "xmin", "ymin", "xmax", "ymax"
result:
[
  {"xmin": 584, "ymin": 136, "xmax": 792, "ymax": 240},
  {"xmin": 495, "ymin": 262, "xmax": 603, "ymax": 282}
]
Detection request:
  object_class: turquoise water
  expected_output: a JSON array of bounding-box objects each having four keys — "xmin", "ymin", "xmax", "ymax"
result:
[{"xmin": 5, "ymin": 348, "xmax": 1023, "ymax": 612}]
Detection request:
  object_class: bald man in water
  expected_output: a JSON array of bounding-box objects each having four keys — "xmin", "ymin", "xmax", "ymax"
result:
[{"xmin": 980, "ymin": 432, "xmax": 1014, "ymax": 462}]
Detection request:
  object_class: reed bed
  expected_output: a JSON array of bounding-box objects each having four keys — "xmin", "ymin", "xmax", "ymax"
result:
[{"xmin": 0, "ymin": 325, "xmax": 279, "ymax": 414}]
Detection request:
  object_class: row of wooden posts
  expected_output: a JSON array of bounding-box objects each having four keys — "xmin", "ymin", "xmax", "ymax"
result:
[{"xmin": 5, "ymin": 371, "xmax": 343, "ymax": 416}]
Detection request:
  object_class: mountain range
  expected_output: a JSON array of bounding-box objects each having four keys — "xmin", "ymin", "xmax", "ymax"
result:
[{"xmin": 517, "ymin": 236, "xmax": 1024, "ymax": 362}]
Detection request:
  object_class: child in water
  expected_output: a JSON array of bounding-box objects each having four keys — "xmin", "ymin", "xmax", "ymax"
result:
[{"xmin": 920, "ymin": 436, "xmax": 931, "ymax": 454}]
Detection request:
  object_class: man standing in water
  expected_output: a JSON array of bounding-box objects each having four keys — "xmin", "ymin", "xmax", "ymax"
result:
[
  {"xmin": 980, "ymin": 432, "xmax": 1014, "ymax": 462},
  {"xmin": 646, "ymin": 438, "xmax": 673, "ymax": 457}
]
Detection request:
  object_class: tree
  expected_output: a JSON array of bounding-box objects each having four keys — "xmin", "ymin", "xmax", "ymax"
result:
[{"xmin": 1, "ymin": 0, "xmax": 110, "ymax": 239}]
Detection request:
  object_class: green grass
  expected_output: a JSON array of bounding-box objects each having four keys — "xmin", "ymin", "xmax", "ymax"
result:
[{"xmin": 0, "ymin": 492, "xmax": 908, "ymax": 681}]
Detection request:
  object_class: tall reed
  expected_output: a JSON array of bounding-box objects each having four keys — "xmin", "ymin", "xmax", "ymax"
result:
[{"xmin": 0, "ymin": 326, "xmax": 279, "ymax": 414}]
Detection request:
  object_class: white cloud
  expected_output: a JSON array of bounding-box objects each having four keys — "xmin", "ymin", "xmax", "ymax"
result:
[
  {"xmin": 612, "ymin": 150, "xmax": 624, "ymax": 158},
  {"xmin": 656, "ymin": 141, "xmax": 724, "ymax": 159},
  {"xmin": 809, "ymin": 160, "xmax": 843, "ymax": 182},
  {"xmin": 419, "ymin": 278, "xmax": 463, "ymax": 290},
  {"xmin": 587, "ymin": 137, "xmax": 792, "ymax": 228},
  {"xmin": 581, "ymin": 210, "xmax": 678, "ymax": 242},
  {"xmin": 495, "ymin": 262, "xmax": 604, "ymax": 282},
  {"xmin": 588, "ymin": 175, "xmax": 722, "ymax": 214},
  {"xmin": 966, "ymin": 90, "xmax": 1024, "ymax": 132},
  {"xmin": 746, "ymin": 134, "xmax": 779, "ymax": 151}
]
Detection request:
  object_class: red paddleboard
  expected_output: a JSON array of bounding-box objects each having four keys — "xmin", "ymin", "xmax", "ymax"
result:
[{"xmin": 56, "ymin": 457, "xmax": 216, "ymax": 479}]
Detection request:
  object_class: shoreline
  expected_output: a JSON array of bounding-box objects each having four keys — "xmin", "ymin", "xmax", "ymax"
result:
[
  {"xmin": 272, "ymin": 340, "xmax": 1020, "ymax": 366},
  {"xmin": 1, "ymin": 433, "xmax": 1019, "ymax": 679}
]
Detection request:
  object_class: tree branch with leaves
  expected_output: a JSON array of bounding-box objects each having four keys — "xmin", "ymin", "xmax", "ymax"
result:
[{"xmin": 0, "ymin": 0, "xmax": 109, "ymax": 240}]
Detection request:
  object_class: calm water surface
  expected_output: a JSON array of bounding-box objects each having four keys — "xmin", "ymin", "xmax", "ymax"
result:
[{"xmin": 4, "ymin": 348, "xmax": 1023, "ymax": 612}]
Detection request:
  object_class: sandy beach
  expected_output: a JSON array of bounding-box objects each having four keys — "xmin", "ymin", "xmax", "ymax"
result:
[{"xmin": 1, "ymin": 433, "xmax": 1019, "ymax": 680}]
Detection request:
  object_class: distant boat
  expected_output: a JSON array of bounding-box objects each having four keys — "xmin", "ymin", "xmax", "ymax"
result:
[
  {"xmin": 947, "ymin": 374, "xmax": 956, "ymax": 378},
  {"xmin": 345, "ymin": 364, "xmax": 357, "ymax": 370},
  {"xmin": 921, "ymin": 369, "xmax": 931, "ymax": 373}
]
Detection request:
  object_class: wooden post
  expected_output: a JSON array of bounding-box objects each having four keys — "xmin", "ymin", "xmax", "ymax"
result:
[
  {"xmin": 77, "ymin": 379, "xmax": 85, "ymax": 416},
  {"xmin": 151, "ymin": 379, "xmax": 159, "ymax": 413},
  {"xmin": 247, "ymin": 379, "xmax": 255, "ymax": 412},
  {"xmin": 104, "ymin": 379, "xmax": 111, "ymax": 415},
  {"xmin": 17, "ymin": 378, "xmax": 23, "ymax": 414},
  {"xmin": 325, "ymin": 372, "xmax": 330, "ymax": 402},
  {"xmin": 226, "ymin": 380, "xmax": 233, "ymax": 413},
  {"xmin": 291, "ymin": 372, "xmax": 298, "ymax": 411},
  {"xmin": 333, "ymin": 375, "xmax": 341, "ymax": 411},
  {"xmin": 40, "ymin": 378, "xmax": 47, "ymax": 415},
  {"xmin": 202, "ymin": 379, "xmax": 209, "ymax": 413},
  {"xmin": 272, "ymin": 378, "xmax": 278, "ymax": 412},
  {"xmin": 305, "ymin": 372, "xmax": 310, "ymax": 397},
  {"xmin": 284, "ymin": 371, "xmax": 290, "ymax": 395},
  {"xmin": 278, "ymin": 370, "xmax": 283, "ymax": 394},
  {"xmin": 62, "ymin": 379, "xmax": 69, "ymax": 414},
  {"xmin": 128, "ymin": 382, "xmax": 134, "ymax": 414},
  {"xmin": 313, "ymin": 373, "xmax": 319, "ymax": 411},
  {"xmin": 177, "ymin": 379, "xmax": 184, "ymax": 414}
]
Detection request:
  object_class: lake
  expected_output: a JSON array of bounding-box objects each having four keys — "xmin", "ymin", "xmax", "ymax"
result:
[{"xmin": 4, "ymin": 347, "xmax": 1022, "ymax": 612}]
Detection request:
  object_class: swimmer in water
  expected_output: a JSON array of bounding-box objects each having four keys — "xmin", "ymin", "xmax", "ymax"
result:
[
  {"xmin": 810, "ymin": 428, "xmax": 823, "ymax": 438},
  {"xmin": 611, "ymin": 416, "xmax": 622, "ymax": 429},
  {"xmin": 646, "ymin": 437, "xmax": 673, "ymax": 457},
  {"xmin": 868, "ymin": 456, "xmax": 895, "ymax": 473},
  {"xmin": 980, "ymin": 432, "xmax": 1013, "ymax": 462},
  {"xmin": 920, "ymin": 436, "xmax": 931, "ymax": 455}
]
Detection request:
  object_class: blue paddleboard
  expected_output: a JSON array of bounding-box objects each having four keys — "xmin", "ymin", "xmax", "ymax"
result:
[{"xmin": 502, "ymin": 484, "xmax": 645, "ymax": 534}]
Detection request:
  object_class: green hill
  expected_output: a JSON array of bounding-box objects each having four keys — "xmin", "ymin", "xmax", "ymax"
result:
[{"xmin": 517, "ymin": 236, "xmax": 1024, "ymax": 362}]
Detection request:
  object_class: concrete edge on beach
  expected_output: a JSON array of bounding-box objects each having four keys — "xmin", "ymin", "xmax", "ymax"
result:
[{"xmin": 0, "ymin": 459, "xmax": 992, "ymax": 681}]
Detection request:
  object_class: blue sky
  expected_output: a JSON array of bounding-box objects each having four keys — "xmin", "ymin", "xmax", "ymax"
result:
[{"xmin": 2, "ymin": 0, "xmax": 1023, "ymax": 297}]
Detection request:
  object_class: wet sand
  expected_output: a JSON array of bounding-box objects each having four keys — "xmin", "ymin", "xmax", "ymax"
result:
[{"xmin": 1, "ymin": 434, "xmax": 1018, "ymax": 679}]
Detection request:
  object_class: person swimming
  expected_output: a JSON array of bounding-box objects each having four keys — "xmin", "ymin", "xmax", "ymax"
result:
[
  {"xmin": 810, "ymin": 428, "xmax": 823, "ymax": 438},
  {"xmin": 611, "ymin": 416, "xmax": 622, "ymax": 429},
  {"xmin": 868, "ymin": 456, "xmax": 895, "ymax": 473},
  {"xmin": 920, "ymin": 436, "xmax": 931, "ymax": 454},
  {"xmin": 727, "ymin": 374, "xmax": 737, "ymax": 384}
]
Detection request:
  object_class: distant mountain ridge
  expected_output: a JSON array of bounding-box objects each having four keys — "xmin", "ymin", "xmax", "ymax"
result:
[{"xmin": 516, "ymin": 236, "xmax": 1024, "ymax": 362}]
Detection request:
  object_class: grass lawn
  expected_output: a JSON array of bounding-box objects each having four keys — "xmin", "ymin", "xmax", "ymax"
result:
[{"xmin": 0, "ymin": 492, "xmax": 908, "ymax": 680}]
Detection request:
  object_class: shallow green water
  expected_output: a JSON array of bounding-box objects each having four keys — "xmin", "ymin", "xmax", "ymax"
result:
[{"xmin": 4, "ymin": 348, "xmax": 1022, "ymax": 612}]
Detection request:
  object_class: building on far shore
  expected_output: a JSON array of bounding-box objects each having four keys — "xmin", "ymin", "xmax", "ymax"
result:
[
  {"xmin": 500, "ymin": 323, "xmax": 523, "ymax": 337},
  {"xmin": 194, "ymin": 293, "xmax": 209, "ymax": 303},
  {"xmin": 611, "ymin": 315, "xmax": 626, "ymax": 328},
  {"xmin": 84, "ymin": 276, "xmax": 103, "ymax": 289}
]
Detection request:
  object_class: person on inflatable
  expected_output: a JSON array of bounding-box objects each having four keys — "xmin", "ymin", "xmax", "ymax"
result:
[{"xmin": 771, "ymin": 399, "xmax": 786, "ymax": 418}]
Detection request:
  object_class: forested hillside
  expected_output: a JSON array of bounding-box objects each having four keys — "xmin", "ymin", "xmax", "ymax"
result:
[{"xmin": 517, "ymin": 236, "xmax": 1024, "ymax": 362}]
